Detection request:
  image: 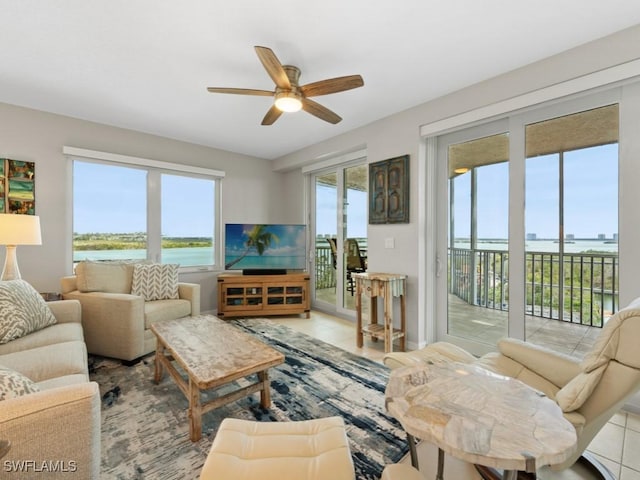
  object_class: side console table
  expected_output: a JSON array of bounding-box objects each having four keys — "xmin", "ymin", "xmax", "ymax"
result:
[{"xmin": 353, "ymin": 272, "xmax": 406, "ymax": 353}]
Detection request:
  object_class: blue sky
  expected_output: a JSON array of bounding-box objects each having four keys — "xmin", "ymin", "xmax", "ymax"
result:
[
  {"xmin": 75, "ymin": 143, "xmax": 617, "ymax": 242},
  {"xmin": 74, "ymin": 162, "xmax": 145, "ymax": 233},
  {"xmin": 453, "ymin": 143, "xmax": 618, "ymax": 239},
  {"xmin": 74, "ymin": 161, "xmax": 214, "ymax": 237},
  {"xmin": 75, "ymin": 161, "xmax": 367, "ymax": 239},
  {"xmin": 315, "ymin": 184, "xmax": 367, "ymax": 238}
]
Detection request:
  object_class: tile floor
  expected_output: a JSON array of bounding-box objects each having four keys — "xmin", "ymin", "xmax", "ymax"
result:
[{"xmin": 268, "ymin": 310, "xmax": 640, "ymax": 480}]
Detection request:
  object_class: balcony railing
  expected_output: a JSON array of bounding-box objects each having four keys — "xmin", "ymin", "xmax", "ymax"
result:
[
  {"xmin": 449, "ymin": 248, "xmax": 619, "ymax": 327},
  {"xmin": 315, "ymin": 244, "xmax": 335, "ymax": 289}
]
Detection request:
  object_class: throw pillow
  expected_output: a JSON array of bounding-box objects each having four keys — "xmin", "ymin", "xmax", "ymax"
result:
[
  {"xmin": 0, "ymin": 279, "xmax": 57, "ymax": 344},
  {"xmin": 0, "ymin": 364, "xmax": 40, "ymax": 400},
  {"xmin": 131, "ymin": 264, "xmax": 179, "ymax": 301},
  {"xmin": 555, "ymin": 363, "xmax": 607, "ymax": 412}
]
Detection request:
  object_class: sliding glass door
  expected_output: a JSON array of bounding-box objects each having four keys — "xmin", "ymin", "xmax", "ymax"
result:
[
  {"xmin": 311, "ymin": 161, "xmax": 367, "ymax": 315},
  {"xmin": 437, "ymin": 122, "xmax": 510, "ymax": 354},
  {"xmin": 436, "ymin": 98, "xmax": 619, "ymax": 356}
]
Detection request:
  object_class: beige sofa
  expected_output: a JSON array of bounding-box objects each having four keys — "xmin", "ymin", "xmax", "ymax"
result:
[
  {"xmin": 0, "ymin": 298, "xmax": 100, "ymax": 479},
  {"xmin": 61, "ymin": 261, "xmax": 200, "ymax": 362}
]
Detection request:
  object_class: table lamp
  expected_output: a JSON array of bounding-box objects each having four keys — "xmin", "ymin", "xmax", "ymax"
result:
[{"xmin": 0, "ymin": 214, "xmax": 42, "ymax": 281}]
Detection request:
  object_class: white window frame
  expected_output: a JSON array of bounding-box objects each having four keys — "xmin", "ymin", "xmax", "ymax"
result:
[{"xmin": 64, "ymin": 146, "xmax": 225, "ymax": 272}]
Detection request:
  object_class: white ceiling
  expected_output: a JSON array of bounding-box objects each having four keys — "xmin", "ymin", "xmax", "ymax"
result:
[{"xmin": 1, "ymin": 1, "xmax": 640, "ymax": 160}]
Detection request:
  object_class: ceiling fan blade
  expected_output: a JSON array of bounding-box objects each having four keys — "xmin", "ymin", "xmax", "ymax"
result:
[
  {"xmin": 261, "ymin": 104, "xmax": 283, "ymax": 125},
  {"xmin": 254, "ymin": 46, "xmax": 291, "ymax": 89},
  {"xmin": 207, "ymin": 87, "xmax": 273, "ymax": 96},
  {"xmin": 301, "ymin": 75, "xmax": 364, "ymax": 97},
  {"xmin": 301, "ymin": 98, "xmax": 342, "ymax": 124}
]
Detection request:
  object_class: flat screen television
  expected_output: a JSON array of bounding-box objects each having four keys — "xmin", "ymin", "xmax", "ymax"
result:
[{"xmin": 224, "ymin": 223, "xmax": 307, "ymax": 274}]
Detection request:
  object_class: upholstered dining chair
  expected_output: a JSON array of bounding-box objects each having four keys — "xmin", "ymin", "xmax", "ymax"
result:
[{"xmin": 384, "ymin": 296, "xmax": 640, "ymax": 477}]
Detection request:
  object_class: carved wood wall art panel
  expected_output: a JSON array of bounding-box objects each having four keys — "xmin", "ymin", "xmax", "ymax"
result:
[{"xmin": 368, "ymin": 155, "xmax": 409, "ymax": 224}]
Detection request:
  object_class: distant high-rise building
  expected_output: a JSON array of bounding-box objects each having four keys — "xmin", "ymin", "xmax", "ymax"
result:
[
  {"xmin": 566, "ymin": 234, "xmax": 575, "ymax": 240},
  {"xmin": 613, "ymin": 233, "xmax": 619, "ymax": 241},
  {"xmin": 526, "ymin": 233, "xmax": 537, "ymax": 240},
  {"xmin": 598, "ymin": 233, "xmax": 606, "ymax": 240}
]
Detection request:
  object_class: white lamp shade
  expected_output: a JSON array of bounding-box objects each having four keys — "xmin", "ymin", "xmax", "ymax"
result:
[{"xmin": 0, "ymin": 214, "xmax": 42, "ymax": 245}]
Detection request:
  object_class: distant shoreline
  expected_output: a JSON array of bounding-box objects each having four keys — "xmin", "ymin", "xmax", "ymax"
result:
[
  {"xmin": 453, "ymin": 238, "xmax": 618, "ymax": 254},
  {"xmin": 454, "ymin": 238, "xmax": 617, "ymax": 242},
  {"xmin": 73, "ymin": 233, "xmax": 212, "ymax": 251}
]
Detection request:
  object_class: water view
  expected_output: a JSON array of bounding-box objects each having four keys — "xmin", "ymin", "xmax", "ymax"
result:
[{"xmin": 74, "ymin": 247, "xmax": 213, "ymax": 267}]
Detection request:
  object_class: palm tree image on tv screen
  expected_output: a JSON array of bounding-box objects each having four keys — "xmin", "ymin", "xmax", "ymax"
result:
[{"xmin": 224, "ymin": 224, "xmax": 306, "ymax": 272}]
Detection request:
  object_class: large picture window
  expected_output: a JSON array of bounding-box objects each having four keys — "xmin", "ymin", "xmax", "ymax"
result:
[{"xmin": 71, "ymin": 155, "xmax": 221, "ymax": 269}]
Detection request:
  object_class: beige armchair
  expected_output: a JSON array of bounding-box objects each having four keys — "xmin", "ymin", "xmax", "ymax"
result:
[
  {"xmin": 384, "ymin": 297, "xmax": 640, "ymax": 476},
  {"xmin": 61, "ymin": 261, "xmax": 200, "ymax": 362}
]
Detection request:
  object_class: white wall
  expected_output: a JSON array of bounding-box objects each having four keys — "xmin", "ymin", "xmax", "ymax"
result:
[
  {"xmin": 272, "ymin": 25, "xmax": 640, "ymax": 349},
  {"xmin": 0, "ymin": 102, "xmax": 287, "ymax": 312}
]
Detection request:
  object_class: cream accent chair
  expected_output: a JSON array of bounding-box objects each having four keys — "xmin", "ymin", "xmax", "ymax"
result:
[
  {"xmin": 61, "ymin": 261, "xmax": 200, "ymax": 362},
  {"xmin": 384, "ymin": 297, "xmax": 640, "ymax": 476}
]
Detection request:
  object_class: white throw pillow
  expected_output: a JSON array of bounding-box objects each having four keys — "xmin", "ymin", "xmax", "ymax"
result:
[
  {"xmin": 0, "ymin": 279, "xmax": 57, "ymax": 344},
  {"xmin": 131, "ymin": 264, "xmax": 179, "ymax": 301},
  {"xmin": 0, "ymin": 364, "xmax": 40, "ymax": 400}
]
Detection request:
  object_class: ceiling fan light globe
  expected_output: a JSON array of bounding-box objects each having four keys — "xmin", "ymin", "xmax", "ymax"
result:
[{"xmin": 274, "ymin": 93, "xmax": 302, "ymax": 112}]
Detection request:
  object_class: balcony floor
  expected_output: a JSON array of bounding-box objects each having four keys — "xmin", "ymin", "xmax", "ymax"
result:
[
  {"xmin": 315, "ymin": 287, "xmax": 601, "ymax": 358},
  {"xmin": 448, "ymin": 294, "xmax": 601, "ymax": 358}
]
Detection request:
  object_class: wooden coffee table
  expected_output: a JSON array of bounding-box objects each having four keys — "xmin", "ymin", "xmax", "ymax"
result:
[{"xmin": 151, "ymin": 315, "xmax": 284, "ymax": 441}]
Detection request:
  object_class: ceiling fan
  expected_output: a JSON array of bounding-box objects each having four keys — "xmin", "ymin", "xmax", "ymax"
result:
[{"xmin": 207, "ymin": 46, "xmax": 364, "ymax": 125}]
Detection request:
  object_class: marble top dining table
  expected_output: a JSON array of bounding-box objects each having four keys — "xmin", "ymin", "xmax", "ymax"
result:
[{"xmin": 385, "ymin": 361, "xmax": 577, "ymax": 478}]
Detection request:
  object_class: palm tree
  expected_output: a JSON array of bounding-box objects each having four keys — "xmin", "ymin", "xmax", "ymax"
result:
[{"xmin": 225, "ymin": 224, "xmax": 279, "ymax": 269}]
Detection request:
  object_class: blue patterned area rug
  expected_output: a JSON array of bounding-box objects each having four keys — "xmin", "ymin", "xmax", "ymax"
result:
[{"xmin": 92, "ymin": 317, "xmax": 409, "ymax": 479}]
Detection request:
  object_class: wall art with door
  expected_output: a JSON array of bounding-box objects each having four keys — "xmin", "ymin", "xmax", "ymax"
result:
[{"xmin": 368, "ymin": 154, "xmax": 409, "ymax": 224}]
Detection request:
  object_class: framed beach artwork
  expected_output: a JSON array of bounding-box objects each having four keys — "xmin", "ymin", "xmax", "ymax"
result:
[
  {"xmin": 368, "ymin": 154, "xmax": 409, "ymax": 224},
  {"xmin": 0, "ymin": 159, "xmax": 35, "ymax": 214}
]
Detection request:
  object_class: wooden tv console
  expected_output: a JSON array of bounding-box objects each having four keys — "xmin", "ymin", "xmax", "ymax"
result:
[{"xmin": 217, "ymin": 273, "xmax": 310, "ymax": 319}]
